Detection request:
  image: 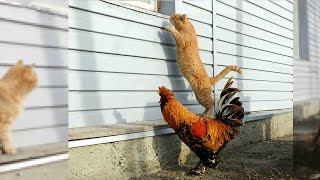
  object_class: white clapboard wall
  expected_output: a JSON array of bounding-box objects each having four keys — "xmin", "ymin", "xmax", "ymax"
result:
[
  {"xmin": 0, "ymin": 1, "xmax": 68, "ymax": 147},
  {"xmin": 294, "ymin": 0, "xmax": 320, "ymax": 103},
  {"xmin": 68, "ymin": 0, "xmax": 213, "ymax": 127},
  {"xmin": 213, "ymin": 0, "xmax": 294, "ymax": 112}
]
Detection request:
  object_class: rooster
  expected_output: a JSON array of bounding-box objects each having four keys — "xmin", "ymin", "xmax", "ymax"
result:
[{"xmin": 158, "ymin": 77, "xmax": 244, "ymax": 175}]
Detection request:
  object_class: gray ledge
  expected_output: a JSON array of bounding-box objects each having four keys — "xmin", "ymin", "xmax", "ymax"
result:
[
  {"xmin": 69, "ymin": 109, "xmax": 293, "ymax": 141},
  {"xmin": 0, "ymin": 143, "xmax": 67, "ymax": 165}
]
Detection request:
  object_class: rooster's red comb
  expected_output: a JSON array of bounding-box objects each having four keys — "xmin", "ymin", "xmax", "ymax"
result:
[{"xmin": 158, "ymin": 86, "xmax": 175, "ymax": 97}]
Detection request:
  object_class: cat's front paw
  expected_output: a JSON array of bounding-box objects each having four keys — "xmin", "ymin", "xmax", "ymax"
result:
[
  {"xmin": 164, "ymin": 26, "xmax": 175, "ymax": 31},
  {"xmin": 3, "ymin": 147, "xmax": 17, "ymax": 154}
]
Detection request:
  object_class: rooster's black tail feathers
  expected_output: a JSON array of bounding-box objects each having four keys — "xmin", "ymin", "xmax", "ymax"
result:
[{"xmin": 216, "ymin": 77, "xmax": 244, "ymax": 128}]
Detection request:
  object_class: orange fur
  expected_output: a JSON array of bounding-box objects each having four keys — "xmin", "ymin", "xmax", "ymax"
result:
[
  {"xmin": 0, "ymin": 60, "xmax": 37, "ymax": 154},
  {"xmin": 164, "ymin": 14, "xmax": 242, "ymax": 117}
]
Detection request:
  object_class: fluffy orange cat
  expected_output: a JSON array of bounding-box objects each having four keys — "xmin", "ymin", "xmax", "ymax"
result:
[
  {"xmin": 0, "ymin": 60, "xmax": 37, "ymax": 154},
  {"xmin": 164, "ymin": 14, "xmax": 242, "ymax": 117}
]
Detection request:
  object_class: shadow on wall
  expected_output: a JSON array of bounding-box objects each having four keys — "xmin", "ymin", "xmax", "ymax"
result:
[
  {"xmin": 69, "ymin": 0, "xmax": 109, "ymax": 127},
  {"xmin": 145, "ymin": 21, "xmax": 190, "ymax": 170},
  {"xmin": 31, "ymin": 8, "xmax": 67, "ymax": 148},
  {"xmin": 158, "ymin": 22, "xmax": 189, "ymax": 102}
]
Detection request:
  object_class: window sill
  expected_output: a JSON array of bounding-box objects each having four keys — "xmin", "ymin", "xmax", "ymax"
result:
[{"xmin": 101, "ymin": 0, "xmax": 169, "ymax": 18}]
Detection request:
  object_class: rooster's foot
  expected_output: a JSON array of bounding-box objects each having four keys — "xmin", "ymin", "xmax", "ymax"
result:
[{"xmin": 187, "ymin": 162, "xmax": 206, "ymax": 176}]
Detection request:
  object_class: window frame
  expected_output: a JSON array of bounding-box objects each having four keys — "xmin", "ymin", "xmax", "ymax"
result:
[{"xmin": 119, "ymin": 0, "xmax": 158, "ymax": 11}]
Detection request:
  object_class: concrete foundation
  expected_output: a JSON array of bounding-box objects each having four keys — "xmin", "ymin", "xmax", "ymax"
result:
[
  {"xmin": 69, "ymin": 112, "xmax": 293, "ymax": 180},
  {"xmin": 294, "ymin": 100, "xmax": 320, "ymax": 121}
]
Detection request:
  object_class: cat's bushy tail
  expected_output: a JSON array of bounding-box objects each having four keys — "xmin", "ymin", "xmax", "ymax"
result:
[{"xmin": 210, "ymin": 65, "xmax": 242, "ymax": 86}]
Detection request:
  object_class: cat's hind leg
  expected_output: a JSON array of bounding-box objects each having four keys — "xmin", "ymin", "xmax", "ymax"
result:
[
  {"xmin": 194, "ymin": 87, "xmax": 214, "ymax": 117},
  {"xmin": 201, "ymin": 108, "xmax": 213, "ymax": 118},
  {"xmin": 210, "ymin": 65, "xmax": 242, "ymax": 86},
  {"xmin": 0, "ymin": 124, "xmax": 16, "ymax": 154}
]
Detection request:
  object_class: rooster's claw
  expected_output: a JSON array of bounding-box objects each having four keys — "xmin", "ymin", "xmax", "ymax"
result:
[
  {"xmin": 187, "ymin": 162, "xmax": 206, "ymax": 176},
  {"xmin": 187, "ymin": 169, "xmax": 205, "ymax": 176}
]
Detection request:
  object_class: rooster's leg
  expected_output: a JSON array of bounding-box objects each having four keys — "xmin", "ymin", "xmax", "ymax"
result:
[{"xmin": 187, "ymin": 161, "xmax": 206, "ymax": 176}]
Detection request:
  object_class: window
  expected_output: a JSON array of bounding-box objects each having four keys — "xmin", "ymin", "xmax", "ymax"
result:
[{"xmin": 116, "ymin": 0, "xmax": 159, "ymax": 12}]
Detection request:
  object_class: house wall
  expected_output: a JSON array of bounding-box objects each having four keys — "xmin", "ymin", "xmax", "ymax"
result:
[
  {"xmin": 294, "ymin": 0, "xmax": 320, "ymax": 104},
  {"xmin": 213, "ymin": 0, "xmax": 294, "ymax": 112},
  {"xmin": 69, "ymin": 0, "xmax": 294, "ymax": 128},
  {"xmin": 0, "ymin": 1, "xmax": 68, "ymax": 147},
  {"xmin": 68, "ymin": 0, "xmax": 213, "ymax": 127},
  {"xmin": 293, "ymin": 0, "xmax": 320, "ymax": 118}
]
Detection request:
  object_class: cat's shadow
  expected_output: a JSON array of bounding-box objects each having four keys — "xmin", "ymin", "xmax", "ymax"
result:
[
  {"xmin": 146, "ymin": 24, "xmax": 189, "ymax": 171},
  {"xmin": 157, "ymin": 29, "xmax": 189, "ymax": 103}
]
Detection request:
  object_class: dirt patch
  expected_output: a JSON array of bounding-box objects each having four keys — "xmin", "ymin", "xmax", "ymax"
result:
[
  {"xmin": 133, "ymin": 136, "xmax": 294, "ymax": 180},
  {"xmin": 294, "ymin": 117, "xmax": 320, "ymax": 180}
]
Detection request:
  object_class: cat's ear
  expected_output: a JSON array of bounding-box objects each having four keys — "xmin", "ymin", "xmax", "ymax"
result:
[
  {"xmin": 181, "ymin": 14, "xmax": 188, "ymax": 22},
  {"xmin": 16, "ymin": 59, "xmax": 24, "ymax": 66}
]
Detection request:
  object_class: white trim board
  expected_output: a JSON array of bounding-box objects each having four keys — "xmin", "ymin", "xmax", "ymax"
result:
[
  {"xmin": 69, "ymin": 128, "xmax": 175, "ymax": 148},
  {"xmin": 0, "ymin": 153, "xmax": 68, "ymax": 173},
  {"xmin": 69, "ymin": 109, "xmax": 293, "ymax": 148}
]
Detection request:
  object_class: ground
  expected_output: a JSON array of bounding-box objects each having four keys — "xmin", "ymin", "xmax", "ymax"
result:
[
  {"xmin": 133, "ymin": 135, "xmax": 294, "ymax": 180},
  {"xmin": 294, "ymin": 116, "xmax": 320, "ymax": 180}
]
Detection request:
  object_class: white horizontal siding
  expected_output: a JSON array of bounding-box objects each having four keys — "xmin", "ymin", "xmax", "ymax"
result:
[
  {"xmin": 69, "ymin": 90, "xmax": 293, "ymax": 112},
  {"xmin": 216, "ymin": 78, "xmax": 293, "ymax": 91},
  {"xmin": 12, "ymin": 126, "xmax": 68, "ymax": 148},
  {"xmin": 69, "ymin": 71, "xmax": 212, "ymax": 91},
  {"xmin": 69, "ymin": 51, "xmax": 213, "ymax": 75},
  {"xmin": 214, "ymin": 0, "xmax": 293, "ymax": 112},
  {"xmin": 69, "ymin": 8, "xmax": 212, "ymax": 51},
  {"xmin": 69, "ymin": 0, "xmax": 213, "ymax": 127},
  {"xmin": 216, "ymin": 66, "xmax": 293, "ymax": 83},
  {"xmin": 69, "ymin": 29, "xmax": 212, "ymax": 64},
  {"xmin": 69, "ymin": 91, "xmax": 200, "ymax": 111},
  {"xmin": 0, "ymin": 21, "xmax": 67, "ymax": 48},
  {"xmin": 69, "ymin": 0, "xmax": 212, "ymax": 38},
  {"xmin": 0, "ymin": 67, "xmax": 67, "ymax": 87},
  {"xmin": 0, "ymin": 2, "xmax": 67, "ymax": 147},
  {"xmin": 221, "ymin": 0, "xmax": 293, "ymax": 30},
  {"xmin": 0, "ymin": 44, "xmax": 67, "ymax": 67},
  {"xmin": 294, "ymin": 0, "xmax": 320, "ymax": 103},
  {"xmin": 13, "ymin": 107, "xmax": 67, "ymax": 130},
  {"xmin": 216, "ymin": 53, "xmax": 293, "ymax": 74},
  {"xmin": 216, "ymin": 41, "xmax": 293, "ymax": 65},
  {"xmin": 246, "ymin": 0, "xmax": 293, "ymax": 21},
  {"xmin": 271, "ymin": 0, "xmax": 294, "ymax": 13},
  {"xmin": 0, "ymin": 3, "xmax": 67, "ymax": 29},
  {"xmin": 215, "ymin": 15, "xmax": 292, "ymax": 48},
  {"xmin": 70, "ymin": 105, "xmax": 204, "ymax": 127},
  {"xmin": 177, "ymin": 1, "xmax": 212, "ymax": 24},
  {"xmin": 182, "ymin": 0, "xmax": 212, "ymax": 12},
  {"xmin": 216, "ymin": 1, "xmax": 293, "ymax": 39}
]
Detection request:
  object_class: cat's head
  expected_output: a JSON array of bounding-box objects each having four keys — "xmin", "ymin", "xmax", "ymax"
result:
[
  {"xmin": 169, "ymin": 14, "xmax": 192, "ymax": 30},
  {"xmin": 3, "ymin": 60, "xmax": 38, "ymax": 91}
]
